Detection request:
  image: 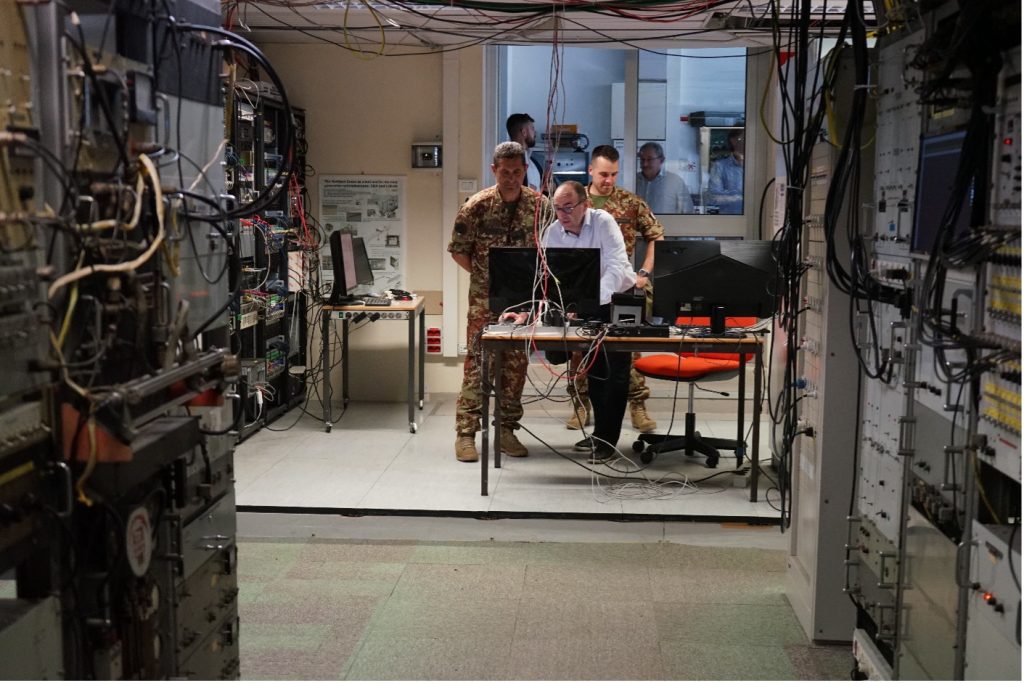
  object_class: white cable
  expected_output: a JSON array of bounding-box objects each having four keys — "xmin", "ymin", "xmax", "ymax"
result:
[
  {"xmin": 188, "ymin": 137, "xmax": 228, "ymax": 193},
  {"xmin": 50, "ymin": 154, "xmax": 165, "ymax": 300}
]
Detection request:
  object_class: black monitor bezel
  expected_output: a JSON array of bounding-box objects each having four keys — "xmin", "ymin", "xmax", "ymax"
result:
[{"xmin": 487, "ymin": 246, "xmax": 602, "ymax": 320}]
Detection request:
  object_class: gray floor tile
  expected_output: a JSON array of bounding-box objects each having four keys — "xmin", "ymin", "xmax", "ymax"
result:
[
  {"xmin": 523, "ymin": 563, "xmax": 653, "ymax": 602},
  {"xmin": 389, "ymin": 562, "xmax": 526, "ymax": 602},
  {"xmin": 654, "ymin": 603, "xmax": 808, "ymax": 647},
  {"xmin": 648, "ymin": 566, "xmax": 789, "ymax": 605},
  {"xmin": 659, "ymin": 641, "xmax": 798, "ymax": 680},
  {"xmin": 366, "ymin": 596, "xmax": 519, "ymax": 640},
  {"xmin": 643, "ymin": 542, "xmax": 787, "ymax": 571},
  {"xmin": 508, "ymin": 635, "xmax": 667, "ymax": 680},
  {"xmin": 514, "ymin": 596, "xmax": 658, "ymax": 640},
  {"xmin": 405, "ymin": 540, "xmax": 532, "ymax": 566},
  {"xmin": 786, "ymin": 643, "xmax": 857, "ymax": 680},
  {"xmin": 344, "ymin": 634, "xmax": 513, "ymax": 680}
]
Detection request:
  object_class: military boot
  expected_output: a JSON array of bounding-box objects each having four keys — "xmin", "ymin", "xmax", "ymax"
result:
[
  {"xmin": 455, "ymin": 435, "xmax": 478, "ymax": 462},
  {"xmin": 500, "ymin": 427, "xmax": 528, "ymax": 457},
  {"xmin": 630, "ymin": 401, "xmax": 657, "ymax": 432},
  {"xmin": 565, "ymin": 397, "xmax": 592, "ymax": 430}
]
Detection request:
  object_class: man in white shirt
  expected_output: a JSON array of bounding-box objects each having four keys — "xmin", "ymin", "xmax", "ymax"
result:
[{"xmin": 542, "ymin": 181, "xmax": 638, "ymax": 460}]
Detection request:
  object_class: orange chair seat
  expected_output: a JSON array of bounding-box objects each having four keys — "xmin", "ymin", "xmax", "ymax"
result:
[
  {"xmin": 678, "ymin": 351, "xmax": 754, "ymax": 362},
  {"xmin": 675, "ymin": 316, "xmax": 760, "ymax": 328},
  {"xmin": 634, "ymin": 354, "xmax": 741, "ymax": 382}
]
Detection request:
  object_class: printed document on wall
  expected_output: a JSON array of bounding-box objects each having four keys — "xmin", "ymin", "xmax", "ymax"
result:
[{"xmin": 319, "ymin": 175, "xmax": 406, "ymax": 290}]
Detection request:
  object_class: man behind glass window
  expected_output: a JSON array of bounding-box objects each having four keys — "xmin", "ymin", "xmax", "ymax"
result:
[
  {"xmin": 636, "ymin": 142, "xmax": 694, "ymax": 215},
  {"xmin": 707, "ymin": 129, "xmax": 744, "ymax": 214},
  {"xmin": 506, "ymin": 113, "xmax": 544, "ymax": 192}
]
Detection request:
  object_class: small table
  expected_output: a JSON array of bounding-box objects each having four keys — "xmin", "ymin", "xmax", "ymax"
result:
[
  {"xmin": 479, "ymin": 328, "xmax": 765, "ymax": 500},
  {"xmin": 320, "ymin": 296, "xmax": 426, "ymax": 433}
]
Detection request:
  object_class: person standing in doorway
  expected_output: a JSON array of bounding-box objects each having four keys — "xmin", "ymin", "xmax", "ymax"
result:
[{"xmin": 447, "ymin": 142, "xmax": 550, "ymax": 462}]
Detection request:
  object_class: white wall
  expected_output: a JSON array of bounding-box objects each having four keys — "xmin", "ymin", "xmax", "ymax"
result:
[{"xmin": 504, "ymin": 46, "xmax": 627, "ymax": 145}]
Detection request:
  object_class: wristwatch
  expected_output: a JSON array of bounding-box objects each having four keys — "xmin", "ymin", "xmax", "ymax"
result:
[{"xmin": 637, "ymin": 268, "xmax": 650, "ymax": 278}]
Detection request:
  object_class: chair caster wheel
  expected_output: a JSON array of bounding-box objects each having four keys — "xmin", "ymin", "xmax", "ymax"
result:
[
  {"xmin": 632, "ymin": 440, "xmax": 645, "ymax": 453},
  {"xmin": 640, "ymin": 450, "xmax": 654, "ymax": 465},
  {"xmin": 705, "ymin": 455, "xmax": 719, "ymax": 468}
]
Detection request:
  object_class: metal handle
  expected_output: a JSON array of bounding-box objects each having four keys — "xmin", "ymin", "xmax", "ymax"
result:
[
  {"xmin": 50, "ymin": 461, "xmax": 73, "ymax": 518},
  {"xmin": 877, "ymin": 551, "xmax": 897, "ymax": 588}
]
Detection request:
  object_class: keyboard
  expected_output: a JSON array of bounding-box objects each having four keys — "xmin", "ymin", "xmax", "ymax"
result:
[{"xmin": 359, "ymin": 296, "xmax": 392, "ymax": 307}]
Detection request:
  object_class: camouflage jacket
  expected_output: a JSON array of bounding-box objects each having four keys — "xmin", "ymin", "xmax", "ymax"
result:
[
  {"xmin": 447, "ymin": 186, "xmax": 550, "ymax": 307},
  {"xmin": 586, "ymin": 185, "xmax": 664, "ymax": 259}
]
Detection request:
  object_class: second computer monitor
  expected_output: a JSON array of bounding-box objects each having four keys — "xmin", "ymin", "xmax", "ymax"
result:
[
  {"xmin": 351, "ymin": 236, "xmax": 375, "ymax": 287},
  {"xmin": 328, "ymin": 231, "xmax": 377, "ymax": 304},
  {"xmin": 488, "ymin": 247, "xmax": 601, "ymax": 320},
  {"xmin": 651, "ymin": 240, "xmax": 777, "ymax": 328}
]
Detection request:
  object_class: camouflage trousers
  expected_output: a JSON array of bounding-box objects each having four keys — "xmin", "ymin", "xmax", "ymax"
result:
[{"xmin": 456, "ymin": 306, "xmax": 528, "ymax": 435}]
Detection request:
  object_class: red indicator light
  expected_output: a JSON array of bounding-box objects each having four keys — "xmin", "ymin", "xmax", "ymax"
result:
[
  {"xmin": 1003, "ymin": 137, "xmax": 1013, "ymax": 146},
  {"xmin": 983, "ymin": 591, "xmax": 995, "ymax": 603}
]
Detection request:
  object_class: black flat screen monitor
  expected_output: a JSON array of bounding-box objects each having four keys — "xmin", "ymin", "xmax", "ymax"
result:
[
  {"xmin": 488, "ymin": 247, "xmax": 601, "ymax": 320},
  {"xmin": 911, "ymin": 129, "xmax": 974, "ymax": 254},
  {"xmin": 651, "ymin": 240, "xmax": 777, "ymax": 330}
]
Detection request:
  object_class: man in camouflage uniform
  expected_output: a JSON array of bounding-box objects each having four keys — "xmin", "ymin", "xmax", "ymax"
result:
[
  {"xmin": 447, "ymin": 141, "xmax": 551, "ymax": 462},
  {"xmin": 566, "ymin": 144, "xmax": 664, "ymax": 433}
]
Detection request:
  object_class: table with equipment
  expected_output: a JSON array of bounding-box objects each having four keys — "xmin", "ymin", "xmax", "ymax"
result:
[
  {"xmin": 320, "ymin": 296, "xmax": 426, "ymax": 433},
  {"xmin": 479, "ymin": 326, "xmax": 765, "ymax": 499}
]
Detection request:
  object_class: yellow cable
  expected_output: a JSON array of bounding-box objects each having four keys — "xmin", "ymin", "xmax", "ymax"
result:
[
  {"xmin": 57, "ymin": 252, "xmax": 87, "ymax": 347},
  {"xmin": 343, "ymin": 0, "xmax": 384, "ymax": 60},
  {"xmin": 74, "ymin": 416, "xmax": 97, "ymax": 507}
]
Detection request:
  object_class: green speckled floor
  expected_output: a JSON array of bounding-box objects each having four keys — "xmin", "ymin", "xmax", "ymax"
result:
[{"xmin": 237, "ymin": 537, "xmax": 853, "ymax": 680}]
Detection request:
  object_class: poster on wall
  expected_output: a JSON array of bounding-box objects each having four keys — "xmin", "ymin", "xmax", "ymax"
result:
[{"xmin": 319, "ymin": 175, "xmax": 406, "ymax": 292}]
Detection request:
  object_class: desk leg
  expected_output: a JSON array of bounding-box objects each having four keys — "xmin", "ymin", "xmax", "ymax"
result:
[
  {"xmin": 737, "ymin": 351, "xmax": 746, "ymax": 471},
  {"xmin": 322, "ymin": 311, "xmax": 332, "ymax": 433},
  {"xmin": 493, "ymin": 348, "xmax": 503, "ymax": 470},
  {"xmin": 408, "ymin": 312, "xmax": 416, "ymax": 433},
  {"xmin": 481, "ymin": 350, "xmax": 490, "ymax": 496},
  {"xmin": 418, "ymin": 308, "xmax": 425, "ymax": 410},
  {"xmin": 342, "ymin": 318, "xmax": 350, "ymax": 408},
  {"xmin": 750, "ymin": 345, "xmax": 763, "ymax": 502}
]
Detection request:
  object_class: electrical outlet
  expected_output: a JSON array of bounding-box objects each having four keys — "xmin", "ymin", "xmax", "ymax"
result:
[{"xmin": 458, "ymin": 342, "xmax": 468, "ymax": 356}]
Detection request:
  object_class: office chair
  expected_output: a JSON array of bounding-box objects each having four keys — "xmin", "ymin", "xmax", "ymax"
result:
[{"xmin": 631, "ymin": 316, "xmax": 756, "ymax": 468}]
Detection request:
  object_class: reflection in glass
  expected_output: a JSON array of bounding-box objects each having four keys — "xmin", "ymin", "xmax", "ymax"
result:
[
  {"xmin": 638, "ymin": 48, "xmax": 746, "ymax": 215},
  {"xmin": 706, "ymin": 128, "xmax": 744, "ymax": 214},
  {"xmin": 636, "ymin": 142, "xmax": 694, "ymax": 214}
]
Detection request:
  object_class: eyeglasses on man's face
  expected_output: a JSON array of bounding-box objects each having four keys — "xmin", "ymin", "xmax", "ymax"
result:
[
  {"xmin": 553, "ymin": 200, "xmax": 584, "ymax": 214},
  {"xmin": 638, "ymin": 155, "xmax": 663, "ymax": 163}
]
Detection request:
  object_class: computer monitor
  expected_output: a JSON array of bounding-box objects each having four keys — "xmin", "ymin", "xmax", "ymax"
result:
[
  {"xmin": 911, "ymin": 130, "xmax": 974, "ymax": 254},
  {"xmin": 651, "ymin": 240, "xmax": 777, "ymax": 332},
  {"xmin": 488, "ymin": 247, "xmax": 601, "ymax": 320},
  {"xmin": 328, "ymin": 231, "xmax": 358, "ymax": 304},
  {"xmin": 351, "ymin": 236, "xmax": 375, "ymax": 287}
]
